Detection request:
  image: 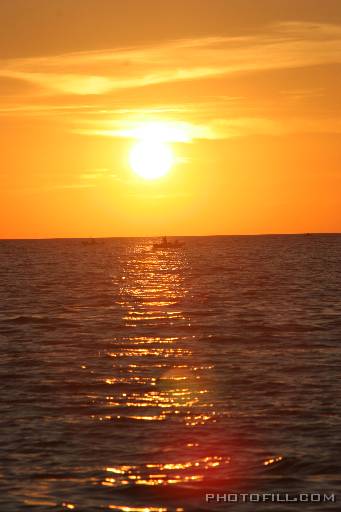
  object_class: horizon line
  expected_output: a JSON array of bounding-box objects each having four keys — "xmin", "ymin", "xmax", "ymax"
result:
[{"xmin": 1, "ymin": 232, "xmax": 341, "ymax": 241}]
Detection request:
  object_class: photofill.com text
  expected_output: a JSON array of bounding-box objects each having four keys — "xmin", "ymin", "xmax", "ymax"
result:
[{"xmin": 205, "ymin": 492, "xmax": 336, "ymax": 503}]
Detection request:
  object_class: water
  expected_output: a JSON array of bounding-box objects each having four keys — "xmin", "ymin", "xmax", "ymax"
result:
[{"xmin": 1, "ymin": 235, "xmax": 341, "ymax": 511}]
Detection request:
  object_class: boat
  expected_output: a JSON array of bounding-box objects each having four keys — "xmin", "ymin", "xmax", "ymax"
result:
[
  {"xmin": 81, "ymin": 238, "xmax": 101, "ymax": 246},
  {"xmin": 152, "ymin": 236, "xmax": 184, "ymax": 250}
]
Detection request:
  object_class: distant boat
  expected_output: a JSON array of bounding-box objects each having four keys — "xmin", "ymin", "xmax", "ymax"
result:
[
  {"xmin": 82, "ymin": 238, "xmax": 100, "ymax": 246},
  {"xmin": 152, "ymin": 236, "xmax": 184, "ymax": 250}
]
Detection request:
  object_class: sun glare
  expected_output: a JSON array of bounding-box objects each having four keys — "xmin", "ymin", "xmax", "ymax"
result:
[
  {"xmin": 129, "ymin": 122, "xmax": 182, "ymax": 180},
  {"xmin": 130, "ymin": 140, "xmax": 173, "ymax": 180}
]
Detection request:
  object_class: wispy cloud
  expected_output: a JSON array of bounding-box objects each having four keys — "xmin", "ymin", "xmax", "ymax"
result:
[
  {"xmin": 8, "ymin": 182, "xmax": 96, "ymax": 196},
  {"xmin": 74, "ymin": 116, "xmax": 341, "ymax": 141},
  {"xmin": 1, "ymin": 22, "xmax": 341, "ymax": 141},
  {"xmin": 1, "ymin": 22, "xmax": 341, "ymax": 96},
  {"xmin": 126, "ymin": 192, "xmax": 190, "ymax": 200},
  {"xmin": 80, "ymin": 168, "xmax": 113, "ymax": 179}
]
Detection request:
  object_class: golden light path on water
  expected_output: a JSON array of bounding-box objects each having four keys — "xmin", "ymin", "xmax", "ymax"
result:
[
  {"xmin": 75, "ymin": 241, "xmax": 284, "ymax": 511},
  {"xmin": 94, "ymin": 242, "xmax": 227, "ymax": 509}
]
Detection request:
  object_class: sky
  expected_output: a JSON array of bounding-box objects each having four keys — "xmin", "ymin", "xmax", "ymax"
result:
[{"xmin": 1, "ymin": 0, "xmax": 341, "ymax": 238}]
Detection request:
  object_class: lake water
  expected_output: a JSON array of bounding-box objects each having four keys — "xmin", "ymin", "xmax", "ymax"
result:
[{"xmin": 1, "ymin": 236, "xmax": 341, "ymax": 511}]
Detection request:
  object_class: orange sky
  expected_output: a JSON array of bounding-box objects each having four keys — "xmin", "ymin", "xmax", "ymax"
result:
[{"xmin": 1, "ymin": 0, "xmax": 341, "ymax": 238}]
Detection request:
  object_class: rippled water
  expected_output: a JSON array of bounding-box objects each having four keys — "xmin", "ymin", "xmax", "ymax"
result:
[{"xmin": 1, "ymin": 236, "xmax": 341, "ymax": 511}]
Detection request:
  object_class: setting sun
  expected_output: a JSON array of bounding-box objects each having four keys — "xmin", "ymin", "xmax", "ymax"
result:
[{"xmin": 129, "ymin": 140, "xmax": 174, "ymax": 180}]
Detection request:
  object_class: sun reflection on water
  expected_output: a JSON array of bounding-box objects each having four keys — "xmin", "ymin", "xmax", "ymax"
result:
[
  {"xmin": 103, "ymin": 454, "xmax": 230, "ymax": 488},
  {"xmin": 93, "ymin": 242, "xmax": 228, "ymax": 505}
]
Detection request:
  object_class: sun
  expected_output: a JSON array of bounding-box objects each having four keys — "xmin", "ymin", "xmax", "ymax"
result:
[
  {"xmin": 129, "ymin": 139, "xmax": 173, "ymax": 180},
  {"xmin": 128, "ymin": 122, "xmax": 181, "ymax": 180}
]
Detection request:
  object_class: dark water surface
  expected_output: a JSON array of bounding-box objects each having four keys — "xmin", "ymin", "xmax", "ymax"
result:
[{"xmin": 1, "ymin": 236, "xmax": 341, "ymax": 511}]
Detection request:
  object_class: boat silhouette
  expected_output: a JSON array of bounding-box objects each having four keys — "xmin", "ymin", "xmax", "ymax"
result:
[{"xmin": 152, "ymin": 236, "xmax": 184, "ymax": 250}]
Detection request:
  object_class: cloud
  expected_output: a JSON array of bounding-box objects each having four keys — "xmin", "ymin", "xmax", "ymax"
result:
[
  {"xmin": 1, "ymin": 22, "xmax": 341, "ymax": 141},
  {"xmin": 2, "ymin": 70, "xmax": 114, "ymax": 95},
  {"xmin": 80, "ymin": 168, "xmax": 112, "ymax": 180},
  {"xmin": 74, "ymin": 116, "xmax": 341, "ymax": 141},
  {"xmin": 8, "ymin": 182, "xmax": 96, "ymax": 196},
  {"xmin": 126, "ymin": 192, "xmax": 190, "ymax": 200},
  {"xmin": 1, "ymin": 22, "xmax": 341, "ymax": 96}
]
